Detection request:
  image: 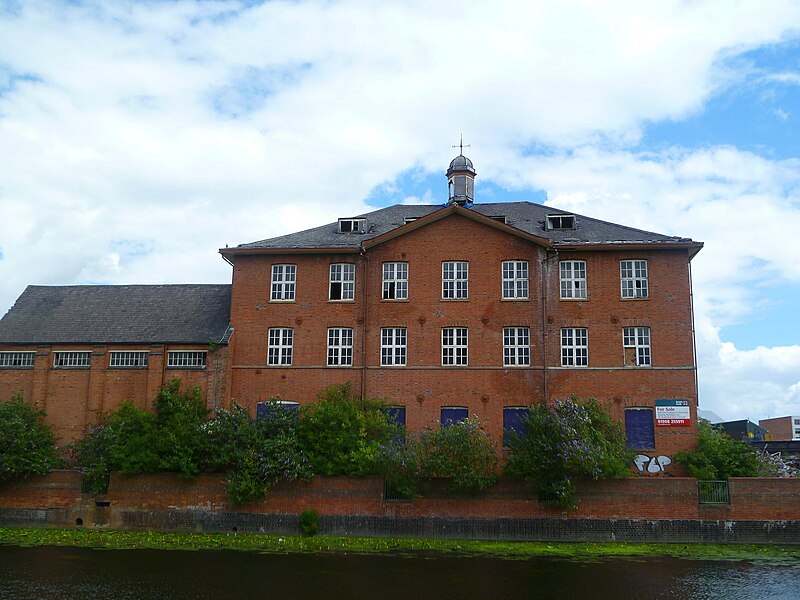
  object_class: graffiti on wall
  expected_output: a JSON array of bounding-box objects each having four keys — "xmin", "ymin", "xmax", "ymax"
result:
[{"xmin": 633, "ymin": 454, "xmax": 672, "ymax": 473}]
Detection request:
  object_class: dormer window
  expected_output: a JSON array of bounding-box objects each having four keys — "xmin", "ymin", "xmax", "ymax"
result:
[
  {"xmin": 489, "ymin": 215, "xmax": 507, "ymax": 224},
  {"xmin": 403, "ymin": 217, "xmax": 419, "ymax": 224},
  {"xmin": 546, "ymin": 214, "xmax": 576, "ymax": 230},
  {"xmin": 338, "ymin": 218, "xmax": 366, "ymax": 233}
]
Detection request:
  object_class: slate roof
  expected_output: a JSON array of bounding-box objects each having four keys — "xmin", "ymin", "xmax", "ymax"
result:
[
  {"xmin": 0, "ymin": 285, "xmax": 232, "ymax": 345},
  {"xmin": 229, "ymin": 201, "xmax": 699, "ymax": 251}
]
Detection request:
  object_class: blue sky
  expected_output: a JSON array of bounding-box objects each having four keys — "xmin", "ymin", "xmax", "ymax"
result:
[{"xmin": 1, "ymin": 0, "xmax": 800, "ymax": 422}]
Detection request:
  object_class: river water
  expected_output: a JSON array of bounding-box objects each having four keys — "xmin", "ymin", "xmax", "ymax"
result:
[{"xmin": 1, "ymin": 545, "xmax": 799, "ymax": 599}]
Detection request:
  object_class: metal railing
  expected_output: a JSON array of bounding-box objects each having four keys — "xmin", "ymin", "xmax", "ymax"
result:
[
  {"xmin": 383, "ymin": 479, "xmax": 412, "ymax": 502},
  {"xmin": 698, "ymin": 480, "xmax": 730, "ymax": 505}
]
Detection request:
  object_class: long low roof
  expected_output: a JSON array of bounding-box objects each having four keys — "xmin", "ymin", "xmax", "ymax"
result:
[
  {"xmin": 227, "ymin": 201, "xmax": 700, "ymax": 251},
  {"xmin": 0, "ymin": 284, "xmax": 232, "ymax": 345}
]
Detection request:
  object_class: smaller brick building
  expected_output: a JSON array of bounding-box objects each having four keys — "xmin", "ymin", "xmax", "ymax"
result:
[
  {"xmin": 760, "ymin": 416, "xmax": 800, "ymax": 441},
  {"xmin": 0, "ymin": 285, "xmax": 232, "ymax": 443}
]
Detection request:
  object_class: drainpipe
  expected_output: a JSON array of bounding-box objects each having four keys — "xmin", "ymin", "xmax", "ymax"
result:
[
  {"xmin": 541, "ymin": 249, "xmax": 559, "ymax": 404},
  {"xmin": 689, "ymin": 258, "xmax": 699, "ymax": 416},
  {"xmin": 360, "ymin": 247, "xmax": 368, "ymax": 400}
]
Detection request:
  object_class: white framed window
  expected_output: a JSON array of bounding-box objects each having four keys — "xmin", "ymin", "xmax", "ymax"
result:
[
  {"xmin": 270, "ymin": 264, "xmax": 296, "ymax": 301},
  {"xmin": 442, "ymin": 327, "xmax": 468, "ymax": 366},
  {"xmin": 561, "ymin": 328, "xmax": 588, "ymax": 367},
  {"xmin": 329, "ymin": 263, "xmax": 355, "ymax": 301},
  {"xmin": 621, "ymin": 259, "xmax": 648, "ymax": 299},
  {"xmin": 381, "ymin": 327, "xmax": 407, "ymax": 366},
  {"xmin": 623, "ymin": 327, "xmax": 651, "ymax": 366},
  {"xmin": 167, "ymin": 351, "xmax": 207, "ymax": 369},
  {"xmin": 503, "ymin": 327, "xmax": 530, "ymax": 366},
  {"xmin": 560, "ymin": 260, "xmax": 587, "ymax": 299},
  {"xmin": 0, "ymin": 351, "xmax": 35, "ymax": 368},
  {"xmin": 53, "ymin": 351, "xmax": 91, "ymax": 368},
  {"xmin": 502, "ymin": 260, "xmax": 529, "ymax": 299},
  {"xmin": 109, "ymin": 351, "xmax": 149, "ymax": 368},
  {"xmin": 327, "ymin": 327, "xmax": 353, "ymax": 366},
  {"xmin": 382, "ymin": 262, "xmax": 408, "ymax": 300},
  {"xmin": 442, "ymin": 261, "xmax": 468, "ymax": 299},
  {"xmin": 268, "ymin": 328, "xmax": 293, "ymax": 366}
]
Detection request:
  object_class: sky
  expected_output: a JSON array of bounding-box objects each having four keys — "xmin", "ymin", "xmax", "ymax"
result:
[{"xmin": 1, "ymin": 0, "xmax": 800, "ymax": 423}]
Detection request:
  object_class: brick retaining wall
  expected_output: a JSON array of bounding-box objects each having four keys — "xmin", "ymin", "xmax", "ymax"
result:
[{"xmin": 1, "ymin": 471, "xmax": 799, "ymax": 543}]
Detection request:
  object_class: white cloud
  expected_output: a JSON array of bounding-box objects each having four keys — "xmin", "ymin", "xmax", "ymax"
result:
[{"xmin": 1, "ymin": 0, "xmax": 800, "ymax": 420}]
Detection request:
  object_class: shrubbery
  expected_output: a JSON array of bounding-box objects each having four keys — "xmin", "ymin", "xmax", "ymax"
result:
[
  {"xmin": 504, "ymin": 398, "xmax": 631, "ymax": 509},
  {"xmin": 204, "ymin": 400, "xmax": 311, "ymax": 504},
  {"xmin": 0, "ymin": 394, "xmax": 62, "ymax": 481},
  {"xmin": 674, "ymin": 419, "xmax": 776, "ymax": 479},
  {"xmin": 376, "ymin": 417, "xmax": 499, "ymax": 496},
  {"xmin": 73, "ymin": 380, "xmax": 210, "ymax": 494},
  {"xmin": 298, "ymin": 383, "xmax": 400, "ymax": 476}
]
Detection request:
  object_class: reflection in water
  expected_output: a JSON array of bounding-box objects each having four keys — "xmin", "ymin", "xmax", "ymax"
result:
[{"xmin": 0, "ymin": 545, "xmax": 799, "ymax": 600}]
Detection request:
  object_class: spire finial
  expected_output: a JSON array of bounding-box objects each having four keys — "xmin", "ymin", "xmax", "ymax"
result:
[{"xmin": 452, "ymin": 134, "xmax": 470, "ymax": 156}]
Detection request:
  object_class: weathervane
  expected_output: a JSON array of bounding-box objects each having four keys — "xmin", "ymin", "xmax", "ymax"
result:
[{"xmin": 452, "ymin": 134, "xmax": 470, "ymax": 156}]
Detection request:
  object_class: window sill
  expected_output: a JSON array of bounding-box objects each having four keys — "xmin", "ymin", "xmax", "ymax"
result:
[
  {"xmin": 166, "ymin": 366, "xmax": 206, "ymax": 370},
  {"xmin": 326, "ymin": 365, "xmax": 354, "ymax": 369},
  {"xmin": 52, "ymin": 366, "xmax": 90, "ymax": 370},
  {"xmin": 500, "ymin": 297, "xmax": 530, "ymax": 302},
  {"xmin": 559, "ymin": 297, "xmax": 587, "ymax": 302},
  {"xmin": 620, "ymin": 297, "xmax": 650, "ymax": 301},
  {"xmin": 0, "ymin": 366, "xmax": 34, "ymax": 370},
  {"xmin": 328, "ymin": 299, "xmax": 356, "ymax": 303},
  {"xmin": 381, "ymin": 298, "xmax": 410, "ymax": 303},
  {"xmin": 109, "ymin": 366, "xmax": 149, "ymax": 370},
  {"xmin": 269, "ymin": 299, "xmax": 296, "ymax": 303},
  {"xmin": 440, "ymin": 298, "xmax": 470, "ymax": 302}
]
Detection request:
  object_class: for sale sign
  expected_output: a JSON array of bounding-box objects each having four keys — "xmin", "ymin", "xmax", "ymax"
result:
[{"xmin": 655, "ymin": 399, "xmax": 691, "ymax": 427}]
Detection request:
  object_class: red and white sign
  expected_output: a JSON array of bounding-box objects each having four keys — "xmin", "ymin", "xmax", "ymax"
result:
[{"xmin": 655, "ymin": 400, "xmax": 691, "ymax": 427}]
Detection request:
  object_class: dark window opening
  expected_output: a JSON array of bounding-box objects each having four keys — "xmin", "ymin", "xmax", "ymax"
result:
[
  {"xmin": 546, "ymin": 214, "xmax": 576, "ymax": 230},
  {"xmin": 330, "ymin": 282, "xmax": 342, "ymax": 300}
]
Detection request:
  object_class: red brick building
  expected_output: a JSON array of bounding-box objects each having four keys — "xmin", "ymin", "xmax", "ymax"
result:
[
  {"xmin": 0, "ymin": 152, "xmax": 702, "ymax": 460},
  {"xmin": 220, "ymin": 153, "xmax": 703, "ymax": 459}
]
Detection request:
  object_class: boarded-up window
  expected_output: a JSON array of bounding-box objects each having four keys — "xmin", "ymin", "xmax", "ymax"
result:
[
  {"xmin": 625, "ymin": 407, "xmax": 655, "ymax": 450},
  {"xmin": 256, "ymin": 401, "xmax": 299, "ymax": 421},
  {"xmin": 441, "ymin": 406, "xmax": 468, "ymax": 427},
  {"xmin": 503, "ymin": 407, "xmax": 528, "ymax": 447},
  {"xmin": 388, "ymin": 406, "xmax": 406, "ymax": 427}
]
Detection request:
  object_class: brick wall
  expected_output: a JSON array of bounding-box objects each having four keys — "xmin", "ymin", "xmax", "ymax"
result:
[{"xmin": 2, "ymin": 472, "xmax": 799, "ymax": 542}]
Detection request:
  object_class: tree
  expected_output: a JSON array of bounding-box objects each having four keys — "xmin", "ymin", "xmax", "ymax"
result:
[
  {"xmin": 674, "ymin": 419, "xmax": 775, "ymax": 479},
  {"xmin": 505, "ymin": 398, "xmax": 631, "ymax": 509},
  {"xmin": 0, "ymin": 395, "xmax": 62, "ymax": 481}
]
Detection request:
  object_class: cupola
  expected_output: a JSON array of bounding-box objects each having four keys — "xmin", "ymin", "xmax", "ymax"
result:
[{"xmin": 446, "ymin": 139, "xmax": 476, "ymax": 206}]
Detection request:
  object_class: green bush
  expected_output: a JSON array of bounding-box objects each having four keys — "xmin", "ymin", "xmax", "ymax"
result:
[
  {"xmin": 73, "ymin": 380, "xmax": 208, "ymax": 493},
  {"xmin": 298, "ymin": 383, "xmax": 399, "ymax": 476},
  {"xmin": 299, "ymin": 508, "xmax": 319, "ymax": 536},
  {"xmin": 376, "ymin": 416, "xmax": 499, "ymax": 495},
  {"xmin": 0, "ymin": 395, "xmax": 62, "ymax": 482},
  {"xmin": 204, "ymin": 400, "xmax": 311, "ymax": 505},
  {"xmin": 418, "ymin": 417, "xmax": 499, "ymax": 492},
  {"xmin": 505, "ymin": 398, "xmax": 631, "ymax": 509},
  {"xmin": 674, "ymin": 419, "xmax": 776, "ymax": 479}
]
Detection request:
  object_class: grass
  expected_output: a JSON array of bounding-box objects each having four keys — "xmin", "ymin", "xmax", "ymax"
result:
[{"xmin": 1, "ymin": 527, "xmax": 798, "ymax": 564}]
